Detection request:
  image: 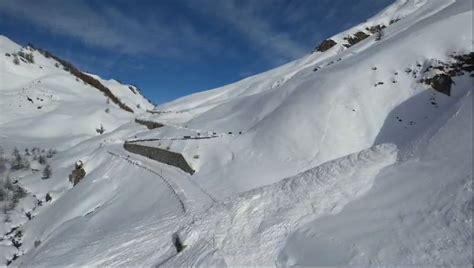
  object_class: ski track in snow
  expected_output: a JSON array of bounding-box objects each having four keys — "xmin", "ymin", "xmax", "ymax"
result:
[{"xmin": 107, "ymin": 151, "xmax": 187, "ymax": 214}]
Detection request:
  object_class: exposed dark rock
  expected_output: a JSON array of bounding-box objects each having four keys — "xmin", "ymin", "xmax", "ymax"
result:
[
  {"xmin": 134, "ymin": 118, "xmax": 164, "ymax": 129},
  {"xmin": 172, "ymin": 233, "xmax": 185, "ymax": 253},
  {"xmin": 420, "ymin": 53, "xmax": 473, "ymax": 96},
  {"xmin": 451, "ymin": 52, "xmax": 474, "ymax": 73},
  {"xmin": 124, "ymin": 143, "xmax": 195, "ymax": 175},
  {"xmin": 366, "ymin": 24, "xmax": 386, "ymax": 34},
  {"xmin": 11, "ymin": 230, "xmax": 22, "ymax": 249},
  {"xmin": 6, "ymin": 254, "xmax": 18, "ymax": 266},
  {"xmin": 128, "ymin": 86, "xmax": 137, "ymax": 94},
  {"xmin": 427, "ymin": 74, "xmax": 454, "ymax": 96},
  {"xmin": 389, "ymin": 18, "xmax": 401, "ymax": 25},
  {"xmin": 343, "ymin": 31, "xmax": 370, "ymax": 48},
  {"xmin": 315, "ymin": 39, "xmax": 337, "ymax": 52}
]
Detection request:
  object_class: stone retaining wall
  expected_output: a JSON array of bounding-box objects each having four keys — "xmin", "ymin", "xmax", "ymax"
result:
[{"xmin": 123, "ymin": 142, "xmax": 195, "ymax": 175}]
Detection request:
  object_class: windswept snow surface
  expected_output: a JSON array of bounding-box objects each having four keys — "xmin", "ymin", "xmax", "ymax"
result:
[
  {"xmin": 163, "ymin": 144, "xmax": 398, "ymax": 266},
  {"xmin": 1, "ymin": 0, "xmax": 472, "ymax": 266},
  {"xmin": 278, "ymin": 92, "xmax": 473, "ymax": 266}
]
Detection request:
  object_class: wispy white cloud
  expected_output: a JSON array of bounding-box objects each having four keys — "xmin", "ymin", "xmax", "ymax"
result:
[
  {"xmin": 0, "ymin": 0, "xmax": 221, "ymax": 59},
  {"xmin": 0, "ymin": 0, "xmax": 394, "ymax": 68},
  {"xmin": 186, "ymin": 0, "xmax": 309, "ymax": 64},
  {"xmin": 0, "ymin": 0, "xmax": 327, "ymax": 64}
]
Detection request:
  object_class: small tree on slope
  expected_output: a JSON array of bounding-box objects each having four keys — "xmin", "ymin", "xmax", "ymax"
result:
[
  {"xmin": 42, "ymin": 164, "xmax": 52, "ymax": 179},
  {"xmin": 11, "ymin": 147, "xmax": 24, "ymax": 170}
]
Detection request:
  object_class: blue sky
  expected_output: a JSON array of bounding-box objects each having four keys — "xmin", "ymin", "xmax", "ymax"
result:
[{"xmin": 0, "ymin": 0, "xmax": 393, "ymax": 104}]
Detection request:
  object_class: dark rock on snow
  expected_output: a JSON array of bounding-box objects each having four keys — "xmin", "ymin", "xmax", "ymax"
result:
[{"xmin": 315, "ymin": 39, "xmax": 337, "ymax": 52}]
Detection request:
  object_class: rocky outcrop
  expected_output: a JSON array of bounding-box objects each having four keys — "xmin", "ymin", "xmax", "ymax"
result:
[
  {"xmin": 421, "ymin": 52, "xmax": 473, "ymax": 96},
  {"xmin": 314, "ymin": 39, "xmax": 337, "ymax": 52},
  {"xmin": 343, "ymin": 31, "xmax": 370, "ymax": 48},
  {"xmin": 123, "ymin": 143, "xmax": 195, "ymax": 175},
  {"xmin": 134, "ymin": 118, "xmax": 164, "ymax": 129},
  {"xmin": 366, "ymin": 24, "xmax": 386, "ymax": 34},
  {"xmin": 428, "ymin": 74, "xmax": 454, "ymax": 96}
]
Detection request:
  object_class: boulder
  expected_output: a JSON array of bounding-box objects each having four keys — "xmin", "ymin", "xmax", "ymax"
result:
[{"xmin": 430, "ymin": 74, "xmax": 453, "ymax": 96}]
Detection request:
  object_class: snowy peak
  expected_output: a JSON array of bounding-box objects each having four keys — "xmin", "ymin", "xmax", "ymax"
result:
[
  {"xmin": 0, "ymin": 35, "xmax": 153, "ymax": 114},
  {"xmin": 28, "ymin": 43, "xmax": 153, "ymax": 114}
]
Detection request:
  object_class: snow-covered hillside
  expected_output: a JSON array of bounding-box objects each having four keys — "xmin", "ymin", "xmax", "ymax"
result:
[
  {"xmin": 0, "ymin": 0, "xmax": 472, "ymax": 266},
  {"xmin": 137, "ymin": 0, "xmax": 472, "ymax": 198},
  {"xmin": 0, "ymin": 36, "xmax": 153, "ymax": 149}
]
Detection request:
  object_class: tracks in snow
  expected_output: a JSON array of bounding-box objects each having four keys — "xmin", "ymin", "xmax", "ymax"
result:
[
  {"xmin": 107, "ymin": 151, "xmax": 218, "ymax": 214},
  {"xmin": 107, "ymin": 151, "xmax": 187, "ymax": 214}
]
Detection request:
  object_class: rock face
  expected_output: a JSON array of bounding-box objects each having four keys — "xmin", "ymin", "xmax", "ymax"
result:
[
  {"xmin": 69, "ymin": 161, "xmax": 86, "ymax": 185},
  {"xmin": 315, "ymin": 39, "xmax": 337, "ymax": 52},
  {"xmin": 430, "ymin": 74, "xmax": 454, "ymax": 96},
  {"xmin": 123, "ymin": 143, "xmax": 195, "ymax": 175},
  {"xmin": 134, "ymin": 118, "xmax": 164, "ymax": 129}
]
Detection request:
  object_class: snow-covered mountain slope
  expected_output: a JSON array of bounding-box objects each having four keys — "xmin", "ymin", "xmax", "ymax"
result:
[
  {"xmin": 278, "ymin": 90, "xmax": 472, "ymax": 266},
  {"xmin": 137, "ymin": 0, "xmax": 472, "ymax": 198},
  {"xmin": 0, "ymin": 36, "xmax": 153, "ymax": 149},
  {"xmin": 1, "ymin": 0, "xmax": 472, "ymax": 266}
]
